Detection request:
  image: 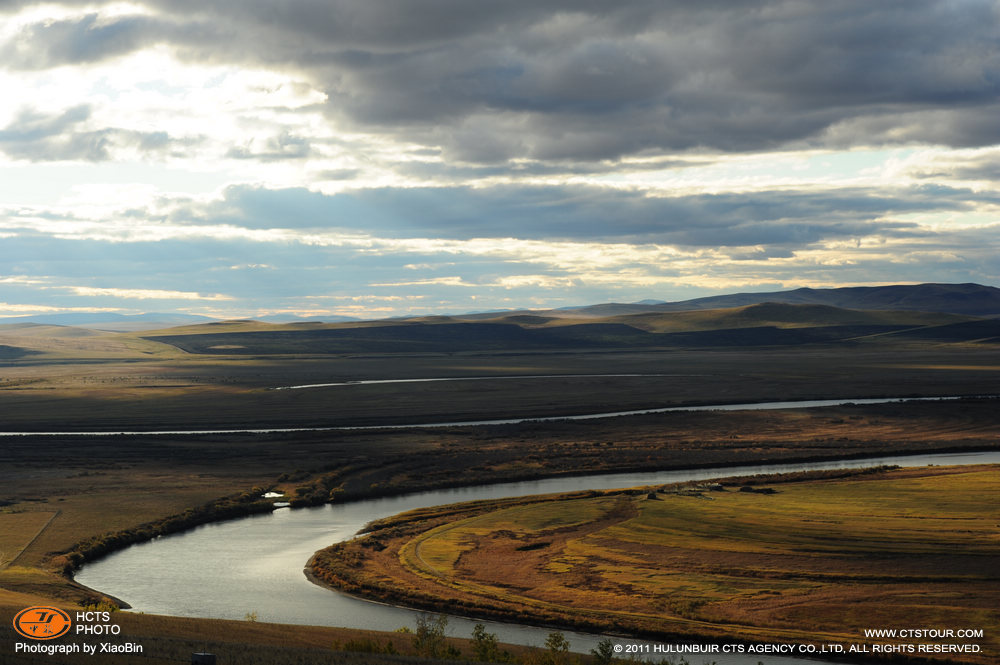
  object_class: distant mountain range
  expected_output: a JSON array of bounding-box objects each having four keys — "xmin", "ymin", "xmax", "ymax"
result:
[
  {"xmin": 0, "ymin": 311, "xmax": 360, "ymax": 331},
  {"xmin": 1, "ymin": 283, "xmax": 998, "ymax": 332},
  {"xmin": 0, "ymin": 312, "xmax": 217, "ymax": 331},
  {"xmin": 147, "ymin": 299, "xmax": 1000, "ymax": 355},
  {"xmin": 555, "ymin": 283, "xmax": 1000, "ymax": 318}
]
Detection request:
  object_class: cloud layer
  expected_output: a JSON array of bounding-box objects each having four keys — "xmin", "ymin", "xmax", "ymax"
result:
[{"xmin": 0, "ymin": 1, "xmax": 998, "ymax": 316}]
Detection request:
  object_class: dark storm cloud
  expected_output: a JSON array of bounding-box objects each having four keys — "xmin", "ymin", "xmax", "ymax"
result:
[
  {"xmin": 0, "ymin": 105, "xmax": 174, "ymax": 161},
  {"xmin": 1, "ymin": 12, "xmax": 170, "ymax": 68},
  {"xmin": 4, "ymin": 1, "xmax": 998, "ymax": 163},
  {"xmin": 168, "ymin": 183, "xmax": 983, "ymax": 249}
]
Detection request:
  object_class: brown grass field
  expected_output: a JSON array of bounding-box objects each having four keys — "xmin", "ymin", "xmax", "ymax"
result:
[{"xmin": 313, "ymin": 466, "xmax": 1000, "ymax": 664}]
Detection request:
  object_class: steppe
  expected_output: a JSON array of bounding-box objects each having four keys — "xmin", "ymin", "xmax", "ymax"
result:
[{"xmin": 2, "ymin": 299, "xmax": 999, "ymax": 663}]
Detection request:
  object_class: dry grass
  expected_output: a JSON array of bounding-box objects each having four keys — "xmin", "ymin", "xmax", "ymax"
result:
[
  {"xmin": 317, "ymin": 466, "xmax": 1000, "ymax": 664},
  {"xmin": 3, "ymin": 325, "xmax": 1000, "ymax": 431},
  {"xmin": 2, "ymin": 319, "xmax": 999, "ymax": 662},
  {"xmin": 0, "ymin": 512, "xmax": 56, "ymax": 568}
]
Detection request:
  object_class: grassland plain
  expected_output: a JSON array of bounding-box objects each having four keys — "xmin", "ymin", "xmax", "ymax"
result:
[
  {"xmin": 1, "ymin": 344, "xmax": 999, "ymax": 432},
  {"xmin": 2, "ymin": 305, "xmax": 1000, "ymax": 432},
  {"xmin": 1, "ymin": 309, "xmax": 999, "ymax": 663},
  {"xmin": 312, "ymin": 466, "xmax": 1000, "ymax": 664}
]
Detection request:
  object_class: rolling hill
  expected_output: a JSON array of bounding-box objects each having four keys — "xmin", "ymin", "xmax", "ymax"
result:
[
  {"xmin": 144, "ymin": 302, "xmax": 999, "ymax": 355},
  {"xmin": 6, "ymin": 283, "xmax": 999, "ymax": 357},
  {"xmin": 558, "ymin": 283, "xmax": 1000, "ymax": 318}
]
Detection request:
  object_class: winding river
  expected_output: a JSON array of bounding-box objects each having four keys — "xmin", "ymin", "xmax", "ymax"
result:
[
  {"xmin": 0, "ymin": 395, "xmax": 974, "ymax": 436},
  {"xmin": 76, "ymin": 449, "xmax": 1000, "ymax": 664}
]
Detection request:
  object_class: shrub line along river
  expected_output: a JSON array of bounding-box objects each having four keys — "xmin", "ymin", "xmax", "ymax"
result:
[{"xmin": 75, "ymin": 443, "xmax": 1000, "ymax": 665}]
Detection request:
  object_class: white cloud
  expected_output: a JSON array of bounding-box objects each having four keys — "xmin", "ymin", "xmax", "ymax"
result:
[
  {"xmin": 0, "ymin": 302, "xmax": 123, "ymax": 314},
  {"xmin": 370, "ymin": 276, "xmax": 476, "ymax": 288},
  {"xmin": 0, "ymin": 275, "xmax": 47, "ymax": 285},
  {"xmin": 68, "ymin": 286, "xmax": 233, "ymax": 300}
]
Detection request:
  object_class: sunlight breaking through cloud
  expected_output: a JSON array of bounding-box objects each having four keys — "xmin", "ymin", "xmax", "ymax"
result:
[{"xmin": 0, "ymin": 1, "xmax": 997, "ymax": 317}]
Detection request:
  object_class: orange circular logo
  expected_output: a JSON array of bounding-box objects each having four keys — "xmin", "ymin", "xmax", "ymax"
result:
[{"xmin": 13, "ymin": 606, "xmax": 72, "ymax": 640}]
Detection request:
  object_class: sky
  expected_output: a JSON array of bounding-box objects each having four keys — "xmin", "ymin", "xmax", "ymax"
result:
[{"xmin": 1, "ymin": 1, "xmax": 999, "ymax": 320}]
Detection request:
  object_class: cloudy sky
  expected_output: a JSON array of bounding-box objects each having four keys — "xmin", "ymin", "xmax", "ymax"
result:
[{"xmin": 1, "ymin": 1, "xmax": 999, "ymax": 319}]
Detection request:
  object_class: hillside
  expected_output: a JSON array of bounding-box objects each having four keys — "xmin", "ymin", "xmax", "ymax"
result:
[
  {"xmin": 560, "ymin": 283, "xmax": 1000, "ymax": 318},
  {"xmin": 5, "ymin": 283, "xmax": 998, "ymax": 359},
  {"xmin": 143, "ymin": 303, "xmax": 998, "ymax": 356},
  {"xmin": 485, "ymin": 302, "xmax": 975, "ymax": 333}
]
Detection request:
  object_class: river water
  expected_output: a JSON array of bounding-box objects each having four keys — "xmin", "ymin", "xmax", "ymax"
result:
[
  {"xmin": 76, "ymin": 450, "xmax": 1000, "ymax": 664},
  {"xmin": 0, "ymin": 395, "xmax": 975, "ymax": 436},
  {"xmin": 272, "ymin": 373, "xmax": 690, "ymax": 390}
]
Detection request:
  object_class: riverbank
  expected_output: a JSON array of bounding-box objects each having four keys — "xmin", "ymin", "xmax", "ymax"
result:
[
  {"xmin": 76, "ymin": 451, "xmax": 1000, "ymax": 665},
  {"xmin": 2, "ymin": 398, "xmax": 997, "ymax": 663},
  {"xmin": 3, "ymin": 398, "xmax": 997, "ymax": 601},
  {"xmin": 57, "ymin": 440, "xmax": 999, "ymax": 588},
  {"xmin": 309, "ymin": 465, "xmax": 1000, "ymax": 665}
]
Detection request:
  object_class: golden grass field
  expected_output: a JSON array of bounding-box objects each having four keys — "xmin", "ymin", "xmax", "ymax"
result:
[
  {"xmin": 0, "ymin": 512, "xmax": 58, "ymax": 577},
  {"xmin": 314, "ymin": 466, "xmax": 1000, "ymax": 664}
]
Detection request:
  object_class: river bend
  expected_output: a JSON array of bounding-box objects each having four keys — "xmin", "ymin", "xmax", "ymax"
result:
[{"xmin": 76, "ymin": 450, "xmax": 1000, "ymax": 664}]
